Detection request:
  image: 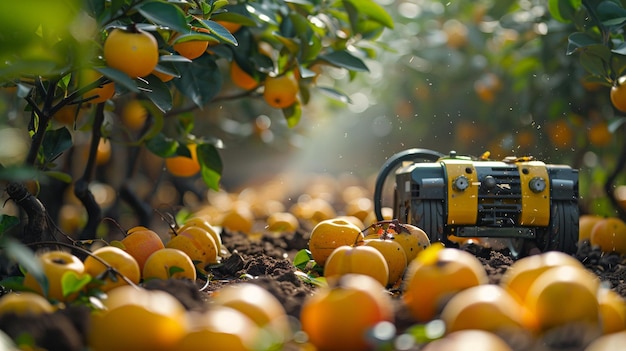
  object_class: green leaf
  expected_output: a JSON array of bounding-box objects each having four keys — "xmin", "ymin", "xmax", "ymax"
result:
[
  {"xmin": 566, "ymin": 32, "xmax": 599, "ymax": 55},
  {"xmin": 597, "ymin": 1, "xmax": 626, "ymax": 26},
  {"xmin": 41, "ymin": 127, "xmax": 72, "ymax": 163},
  {"xmin": 316, "ymin": 86, "xmax": 352, "ymax": 104},
  {"xmin": 342, "ymin": 0, "xmax": 394, "ymax": 29},
  {"xmin": 202, "ymin": 20, "xmax": 238, "ymax": 46},
  {"xmin": 61, "ymin": 270, "xmax": 91, "ymax": 298},
  {"xmin": 608, "ymin": 117, "xmax": 626, "ymax": 132},
  {"xmin": 293, "ymin": 249, "xmax": 313, "ymax": 269},
  {"xmin": 197, "ymin": 143, "xmax": 222, "ymax": 191},
  {"xmin": 0, "ymin": 215, "xmax": 19, "ymax": 236},
  {"xmin": 168, "ymin": 265, "xmax": 185, "ymax": 277},
  {"xmin": 173, "ymin": 56, "xmax": 223, "ymax": 108},
  {"xmin": 145, "ymin": 133, "xmax": 178, "ymax": 158},
  {"xmin": 283, "ymin": 102, "xmax": 302, "ymax": 128},
  {"xmin": 97, "ymin": 67, "xmax": 140, "ymax": 93},
  {"xmin": 3, "ymin": 238, "xmax": 48, "ymax": 296},
  {"xmin": 139, "ymin": 74, "xmax": 173, "ymax": 112},
  {"xmin": 319, "ymin": 50, "xmax": 369, "ymax": 72},
  {"xmin": 137, "ymin": 1, "xmax": 189, "ymax": 33},
  {"xmin": 0, "ymin": 166, "xmax": 39, "ymax": 183},
  {"xmin": 43, "ymin": 170, "xmax": 72, "ymax": 183},
  {"xmin": 548, "ymin": 0, "xmax": 581, "ymax": 23},
  {"xmin": 580, "ymin": 50, "xmax": 609, "ymax": 77}
]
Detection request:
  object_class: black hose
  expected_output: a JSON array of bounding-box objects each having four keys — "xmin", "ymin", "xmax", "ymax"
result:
[{"xmin": 373, "ymin": 148, "xmax": 444, "ymax": 221}]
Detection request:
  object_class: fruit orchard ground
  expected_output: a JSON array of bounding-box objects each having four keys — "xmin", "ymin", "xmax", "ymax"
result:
[{"xmin": 2, "ymin": 227, "xmax": 626, "ymax": 351}]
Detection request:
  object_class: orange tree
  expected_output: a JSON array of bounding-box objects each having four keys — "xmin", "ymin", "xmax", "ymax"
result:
[
  {"xmin": 325, "ymin": 0, "xmax": 625, "ymax": 219},
  {"xmin": 0, "ymin": 0, "xmax": 394, "ymax": 242}
]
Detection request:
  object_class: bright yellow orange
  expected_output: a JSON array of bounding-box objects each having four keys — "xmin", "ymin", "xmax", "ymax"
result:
[
  {"xmin": 121, "ymin": 99, "xmax": 148, "ymax": 131},
  {"xmin": 176, "ymin": 308, "xmax": 260, "ymax": 351},
  {"xmin": 88, "ymin": 285, "xmax": 187, "ymax": 351},
  {"xmin": 300, "ymin": 274, "xmax": 394, "ymax": 351},
  {"xmin": 211, "ymin": 283, "xmax": 291, "ymax": 343},
  {"xmin": 263, "ymin": 73, "xmax": 299, "ymax": 108},
  {"xmin": 597, "ymin": 287, "xmax": 626, "ymax": 334},
  {"xmin": 103, "ymin": 28, "xmax": 159, "ymax": 78},
  {"xmin": 165, "ymin": 144, "xmax": 201, "ymax": 177},
  {"xmin": 266, "ymin": 211, "xmax": 299, "ymax": 233},
  {"xmin": 500, "ymin": 250, "xmax": 584, "ymax": 303},
  {"xmin": 363, "ymin": 238, "xmax": 407, "ymax": 286},
  {"xmin": 142, "ymin": 248, "xmax": 196, "ymax": 281},
  {"xmin": 220, "ymin": 202, "xmax": 255, "ymax": 233},
  {"xmin": 84, "ymin": 246, "xmax": 141, "ymax": 292},
  {"xmin": 166, "ymin": 226, "xmax": 219, "ymax": 271},
  {"xmin": 610, "ymin": 77, "xmax": 626, "ymax": 112},
  {"xmin": 230, "ymin": 61, "xmax": 258, "ymax": 90},
  {"xmin": 22, "ymin": 250, "xmax": 86, "ymax": 302},
  {"xmin": 0, "ymin": 292, "xmax": 55, "ymax": 316},
  {"xmin": 579, "ymin": 214, "xmax": 604, "ymax": 243},
  {"xmin": 403, "ymin": 245, "xmax": 489, "ymax": 322},
  {"xmin": 324, "ymin": 245, "xmax": 390, "ymax": 287},
  {"xmin": 308, "ymin": 217, "xmax": 364, "ymax": 266},
  {"xmin": 523, "ymin": 265, "xmax": 600, "ymax": 332},
  {"xmin": 179, "ymin": 216, "xmax": 222, "ymax": 253},
  {"xmin": 590, "ymin": 216, "xmax": 626, "ymax": 254},
  {"xmin": 440, "ymin": 284, "xmax": 527, "ymax": 334}
]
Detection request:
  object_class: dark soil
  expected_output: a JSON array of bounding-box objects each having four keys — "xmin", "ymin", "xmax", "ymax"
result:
[{"xmin": 3, "ymin": 225, "xmax": 626, "ymax": 351}]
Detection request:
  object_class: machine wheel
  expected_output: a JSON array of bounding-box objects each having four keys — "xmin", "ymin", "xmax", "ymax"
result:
[
  {"xmin": 535, "ymin": 200, "xmax": 579, "ymax": 254},
  {"xmin": 411, "ymin": 199, "xmax": 449, "ymax": 244}
]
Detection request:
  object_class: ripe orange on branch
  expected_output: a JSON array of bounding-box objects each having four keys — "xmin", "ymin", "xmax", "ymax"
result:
[
  {"xmin": 103, "ymin": 27, "xmax": 159, "ymax": 78},
  {"xmin": 263, "ymin": 72, "xmax": 299, "ymax": 108},
  {"xmin": 610, "ymin": 76, "xmax": 626, "ymax": 112}
]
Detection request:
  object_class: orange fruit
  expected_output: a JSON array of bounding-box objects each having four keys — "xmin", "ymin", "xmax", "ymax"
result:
[
  {"xmin": 215, "ymin": 20, "xmax": 242, "ymax": 34},
  {"xmin": 579, "ymin": 214, "xmax": 604, "ymax": 243},
  {"xmin": 500, "ymin": 250, "xmax": 584, "ymax": 303},
  {"xmin": 121, "ymin": 99, "xmax": 148, "ymax": 131},
  {"xmin": 230, "ymin": 61, "xmax": 258, "ymax": 90},
  {"xmin": 81, "ymin": 69, "xmax": 116, "ymax": 103},
  {"xmin": 363, "ymin": 238, "xmax": 407, "ymax": 286},
  {"xmin": 142, "ymin": 248, "xmax": 197, "ymax": 281},
  {"xmin": 152, "ymin": 69, "xmax": 175, "ymax": 82},
  {"xmin": 590, "ymin": 217, "xmax": 626, "ymax": 254},
  {"xmin": 263, "ymin": 73, "xmax": 299, "ymax": 108},
  {"xmin": 588, "ymin": 121, "xmax": 612, "ymax": 147},
  {"xmin": 308, "ymin": 217, "xmax": 364, "ymax": 266},
  {"xmin": 172, "ymin": 34, "xmax": 209, "ymax": 60},
  {"xmin": 117, "ymin": 227, "xmax": 165, "ymax": 271},
  {"xmin": 103, "ymin": 27, "xmax": 159, "ymax": 78},
  {"xmin": 0, "ymin": 292, "xmax": 55, "ymax": 316},
  {"xmin": 166, "ymin": 226, "xmax": 219, "ymax": 271},
  {"xmin": 443, "ymin": 19, "xmax": 468, "ymax": 49},
  {"xmin": 440, "ymin": 284, "xmax": 526, "ymax": 334},
  {"xmin": 523, "ymin": 265, "xmax": 600, "ymax": 332},
  {"xmin": 179, "ymin": 216, "xmax": 222, "ymax": 253},
  {"xmin": 403, "ymin": 245, "xmax": 489, "ymax": 322},
  {"xmin": 220, "ymin": 202, "xmax": 255, "ymax": 233},
  {"xmin": 88, "ymin": 285, "xmax": 187, "ymax": 351},
  {"xmin": 421, "ymin": 329, "xmax": 514, "ymax": 351},
  {"xmin": 324, "ymin": 245, "xmax": 390, "ymax": 287},
  {"xmin": 53, "ymin": 104, "xmax": 86, "ymax": 125},
  {"xmin": 547, "ymin": 119, "xmax": 574, "ymax": 147},
  {"xmin": 22, "ymin": 250, "xmax": 86, "ymax": 302},
  {"xmin": 95, "ymin": 138, "xmax": 111, "ymax": 165},
  {"xmin": 266, "ymin": 211, "xmax": 299, "ymax": 233},
  {"xmin": 597, "ymin": 287, "xmax": 626, "ymax": 334},
  {"xmin": 177, "ymin": 307, "xmax": 260, "ymax": 351},
  {"xmin": 610, "ymin": 77, "xmax": 626, "ymax": 112},
  {"xmin": 84, "ymin": 246, "xmax": 141, "ymax": 292},
  {"xmin": 300, "ymin": 274, "xmax": 394, "ymax": 351},
  {"xmin": 165, "ymin": 143, "xmax": 201, "ymax": 178},
  {"xmin": 211, "ymin": 283, "xmax": 291, "ymax": 342}
]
